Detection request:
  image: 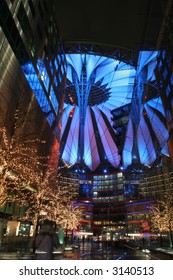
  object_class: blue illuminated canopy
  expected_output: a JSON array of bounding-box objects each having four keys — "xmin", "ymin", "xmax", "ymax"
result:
[{"xmin": 21, "ymin": 51, "xmax": 169, "ymax": 172}]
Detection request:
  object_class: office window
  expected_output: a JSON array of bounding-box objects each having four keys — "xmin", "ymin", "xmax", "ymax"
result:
[
  {"xmin": 0, "ymin": 1, "xmax": 10, "ymax": 23},
  {"xmin": 17, "ymin": 2, "xmax": 32, "ymax": 37}
]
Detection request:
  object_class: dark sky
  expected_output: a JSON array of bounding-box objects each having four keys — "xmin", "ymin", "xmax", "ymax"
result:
[{"xmin": 53, "ymin": 0, "xmax": 165, "ymax": 51}]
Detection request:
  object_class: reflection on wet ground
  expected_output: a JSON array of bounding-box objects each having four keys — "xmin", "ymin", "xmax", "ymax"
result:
[
  {"xmin": 58, "ymin": 242, "xmax": 152, "ymax": 260},
  {"xmin": 0, "ymin": 242, "xmax": 172, "ymax": 260}
]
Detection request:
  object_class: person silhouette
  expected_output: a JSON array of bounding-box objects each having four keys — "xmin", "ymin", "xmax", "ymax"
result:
[{"xmin": 35, "ymin": 225, "xmax": 57, "ymax": 260}]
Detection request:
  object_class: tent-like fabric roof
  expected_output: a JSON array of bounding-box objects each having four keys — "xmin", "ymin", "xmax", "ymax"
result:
[{"xmin": 59, "ymin": 52, "xmax": 169, "ymax": 171}]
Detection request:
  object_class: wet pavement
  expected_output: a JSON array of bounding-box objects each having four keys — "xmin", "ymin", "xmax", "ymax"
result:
[
  {"xmin": 62, "ymin": 242, "xmax": 150, "ymax": 260},
  {"xmin": 0, "ymin": 241, "xmax": 173, "ymax": 260}
]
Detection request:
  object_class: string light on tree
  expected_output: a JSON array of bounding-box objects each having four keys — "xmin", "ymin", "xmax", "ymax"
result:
[{"xmin": 150, "ymin": 191, "xmax": 173, "ymax": 248}]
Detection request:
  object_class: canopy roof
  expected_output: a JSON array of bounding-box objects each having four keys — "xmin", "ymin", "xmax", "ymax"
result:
[{"xmin": 59, "ymin": 51, "xmax": 169, "ymax": 172}]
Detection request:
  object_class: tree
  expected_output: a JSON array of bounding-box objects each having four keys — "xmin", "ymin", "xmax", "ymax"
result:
[
  {"xmin": 150, "ymin": 191, "xmax": 173, "ymax": 247},
  {"xmin": 0, "ymin": 94, "xmax": 50, "ymax": 200},
  {"xmin": 16, "ymin": 170, "xmax": 53, "ymax": 233},
  {"xmin": 15, "ymin": 172, "xmax": 79, "ymax": 235},
  {"xmin": 0, "ymin": 124, "xmax": 47, "ymax": 207},
  {"xmin": 46, "ymin": 183, "xmax": 71, "ymax": 226},
  {"xmin": 60, "ymin": 201, "xmax": 84, "ymax": 244},
  {"xmin": 0, "ymin": 122, "xmax": 48, "ymax": 246},
  {"xmin": 0, "ymin": 183, "xmax": 8, "ymax": 209},
  {"xmin": 62, "ymin": 202, "xmax": 84, "ymax": 231}
]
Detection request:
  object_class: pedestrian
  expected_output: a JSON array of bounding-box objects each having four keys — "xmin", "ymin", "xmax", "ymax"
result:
[{"xmin": 34, "ymin": 225, "xmax": 58, "ymax": 260}]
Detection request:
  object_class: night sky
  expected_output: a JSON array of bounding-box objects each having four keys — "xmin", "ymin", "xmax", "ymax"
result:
[{"xmin": 53, "ymin": 0, "xmax": 165, "ymax": 51}]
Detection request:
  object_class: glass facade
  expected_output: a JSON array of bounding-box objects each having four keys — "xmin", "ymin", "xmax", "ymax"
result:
[
  {"xmin": 0, "ymin": 0, "xmax": 66, "ymax": 140},
  {"xmin": 92, "ymin": 172, "xmax": 126, "ymax": 236}
]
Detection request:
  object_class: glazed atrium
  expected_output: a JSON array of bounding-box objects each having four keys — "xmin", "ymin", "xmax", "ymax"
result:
[{"xmin": 0, "ymin": 0, "xmax": 173, "ymax": 242}]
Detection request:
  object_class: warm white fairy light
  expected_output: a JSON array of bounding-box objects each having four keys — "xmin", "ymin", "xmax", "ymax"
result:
[
  {"xmin": 1, "ymin": 124, "xmax": 85, "ymax": 235},
  {"xmin": 0, "ymin": 125, "xmax": 48, "ymax": 209},
  {"xmin": 15, "ymin": 169, "xmax": 54, "ymax": 231},
  {"xmin": 150, "ymin": 191, "xmax": 173, "ymax": 243},
  {"xmin": 17, "ymin": 171, "xmax": 83, "ymax": 233},
  {"xmin": 13, "ymin": 171, "xmax": 68, "ymax": 227},
  {"xmin": 60, "ymin": 201, "xmax": 84, "ymax": 232}
]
